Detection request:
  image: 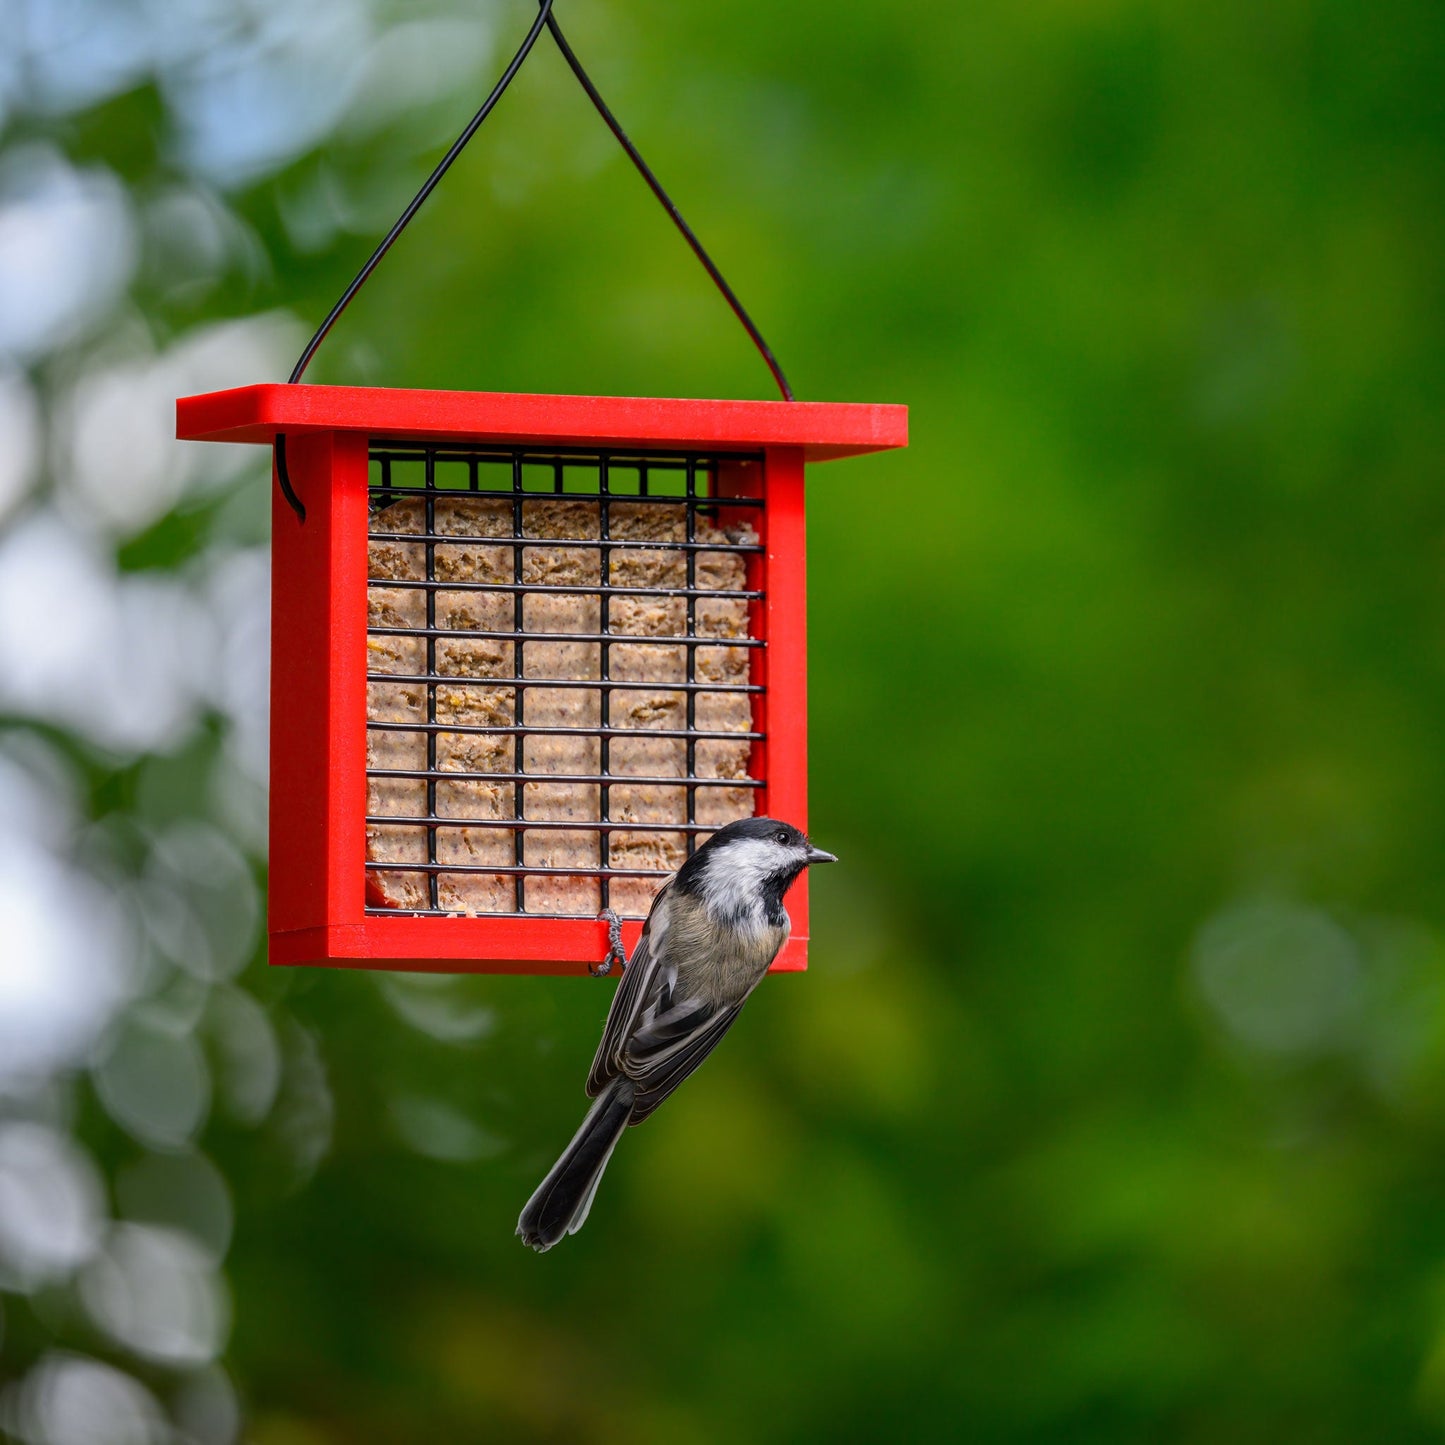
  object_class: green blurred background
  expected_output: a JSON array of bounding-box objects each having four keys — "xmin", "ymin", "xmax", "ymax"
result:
[{"xmin": 1, "ymin": 0, "xmax": 1444, "ymax": 1440}]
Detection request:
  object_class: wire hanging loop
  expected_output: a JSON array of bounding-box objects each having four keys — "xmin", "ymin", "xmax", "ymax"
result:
[
  {"xmin": 272, "ymin": 0, "xmax": 556, "ymax": 521},
  {"xmin": 273, "ymin": 434, "xmax": 305, "ymax": 521},
  {"xmin": 591, "ymin": 908, "xmax": 628, "ymax": 977},
  {"xmin": 541, "ymin": 5, "xmax": 794, "ymax": 405},
  {"xmin": 273, "ymin": 0, "xmax": 792, "ymax": 521}
]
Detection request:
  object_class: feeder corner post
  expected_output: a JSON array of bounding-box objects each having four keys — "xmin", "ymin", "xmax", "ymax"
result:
[
  {"xmin": 267, "ymin": 429, "xmax": 370, "ymax": 966},
  {"xmin": 761, "ymin": 444, "xmax": 809, "ymax": 972}
]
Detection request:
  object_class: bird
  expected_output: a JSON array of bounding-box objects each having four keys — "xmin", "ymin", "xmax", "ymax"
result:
[{"xmin": 516, "ymin": 816, "xmax": 837, "ymax": 1251}]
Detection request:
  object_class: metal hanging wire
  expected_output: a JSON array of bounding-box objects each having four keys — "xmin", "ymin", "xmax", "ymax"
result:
[{"xmin": 274, "ymin": 0, "xmax": 794, "ymax": 522}]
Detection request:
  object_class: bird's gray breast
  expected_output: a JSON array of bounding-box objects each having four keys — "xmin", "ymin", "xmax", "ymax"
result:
[{"xmin": 661, "ymin": 890, "xmax": 788, "ymax": 1006}]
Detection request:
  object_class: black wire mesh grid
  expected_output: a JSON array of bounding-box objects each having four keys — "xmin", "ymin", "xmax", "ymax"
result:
[{"xmin": 363, "ymin": 439, "xmax": 767, "ymax": 919}]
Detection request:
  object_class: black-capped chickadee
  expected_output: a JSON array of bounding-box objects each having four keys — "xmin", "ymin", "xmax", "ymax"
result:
[{"xmin": 517, "ymin": 816, "xmax": 837, "ymax": 1251}]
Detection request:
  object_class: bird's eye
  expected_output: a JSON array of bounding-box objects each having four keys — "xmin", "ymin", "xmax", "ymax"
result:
[{"xmin": 776, "ymin": 831, "xmax": 789, "ymax": 845}]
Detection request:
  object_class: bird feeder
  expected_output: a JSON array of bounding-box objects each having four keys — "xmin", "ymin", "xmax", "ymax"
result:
[
  {"xmin": 175, "ymin": 386, "xmax": 905, "ymax": 975},
  {"xmin": 173, "ymin": 3, "xmax": 907, "ymax": 976}
]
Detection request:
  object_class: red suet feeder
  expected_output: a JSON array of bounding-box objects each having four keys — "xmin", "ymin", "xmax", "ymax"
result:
[{"xmin": 174, "ymin": 4, "xmax": 906, "ymax": 977}]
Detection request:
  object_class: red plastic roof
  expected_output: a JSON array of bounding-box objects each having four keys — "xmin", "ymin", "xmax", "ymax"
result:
[{"xmin": 175, "ymin": 384, "xmax": 907, "ymax": 462}]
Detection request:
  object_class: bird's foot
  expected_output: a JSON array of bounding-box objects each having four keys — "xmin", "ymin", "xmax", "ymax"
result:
[{"xmin": 591, "ymin": 908, "xmax": 627, "ymax": 976}]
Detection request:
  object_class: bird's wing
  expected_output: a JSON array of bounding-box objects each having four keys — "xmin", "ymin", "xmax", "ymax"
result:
[
  {"xmin": 588, "ymin": 884, "xmax": 771, "ymax": 1122},
  {"xmin": 621, "ymin": 996, "xmax": 750, "ymax": 1123},
  {"xmin": 585, "ymin": 882, "xmax": 671, "ymax": 1098}
]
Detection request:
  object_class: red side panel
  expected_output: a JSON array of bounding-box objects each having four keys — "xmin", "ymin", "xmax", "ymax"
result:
[
  {"xmin": 761, "ymin": 448, "xmax": 809, "ymax": 971},
  {"xmin": 268, "ymin": 432, "xmax": 369, "ymax": 939}
]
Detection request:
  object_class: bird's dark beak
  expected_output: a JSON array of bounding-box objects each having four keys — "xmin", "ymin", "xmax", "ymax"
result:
[{"xmin": 805, "ymin": 846, "xmax": 838, "ymax": 865}]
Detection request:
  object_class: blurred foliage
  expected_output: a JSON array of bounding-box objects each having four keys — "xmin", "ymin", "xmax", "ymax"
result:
[{"xmin": 3, "ymin": 0, "xmax": 1445, "ymax": 1441}]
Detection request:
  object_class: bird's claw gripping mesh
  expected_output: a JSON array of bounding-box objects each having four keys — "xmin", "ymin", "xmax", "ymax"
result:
[{"xmin": 591, "ymin": 908, "xmax": 628, "ymax": 977}]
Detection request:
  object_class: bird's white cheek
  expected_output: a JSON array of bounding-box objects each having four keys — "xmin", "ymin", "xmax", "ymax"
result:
[{"xmin": 698, "ymin": 840, "xmax": 781, "ymax": 919}]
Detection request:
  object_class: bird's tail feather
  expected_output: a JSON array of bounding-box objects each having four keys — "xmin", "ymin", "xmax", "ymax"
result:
[{"xmin": 517, "ymin": 1078, "xmax": 633, "ymax": 1251}]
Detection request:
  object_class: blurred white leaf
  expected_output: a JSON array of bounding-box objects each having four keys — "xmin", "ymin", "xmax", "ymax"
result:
[
  {"xmin": 0, "ymin": 146, "xmax": 135, "ymax": 362},
  {"xmin": 80, "ymin": 1223, "xmax": 231, "ymax": 1366},
  {"xmin": 93, "ymin": 1018, "xmax": 211, "ymax": 1150},
  {"xmin": 1193, "ymin": 898, "xmax": 1362, "ymax": 1056},
  {"xmin": 0, "ymin": 1124, "xmax": 106, "ymax": 1291},
  {"xmin": 2, "ymin": 1351, "xmax": 167, "ymax": 1445}
]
